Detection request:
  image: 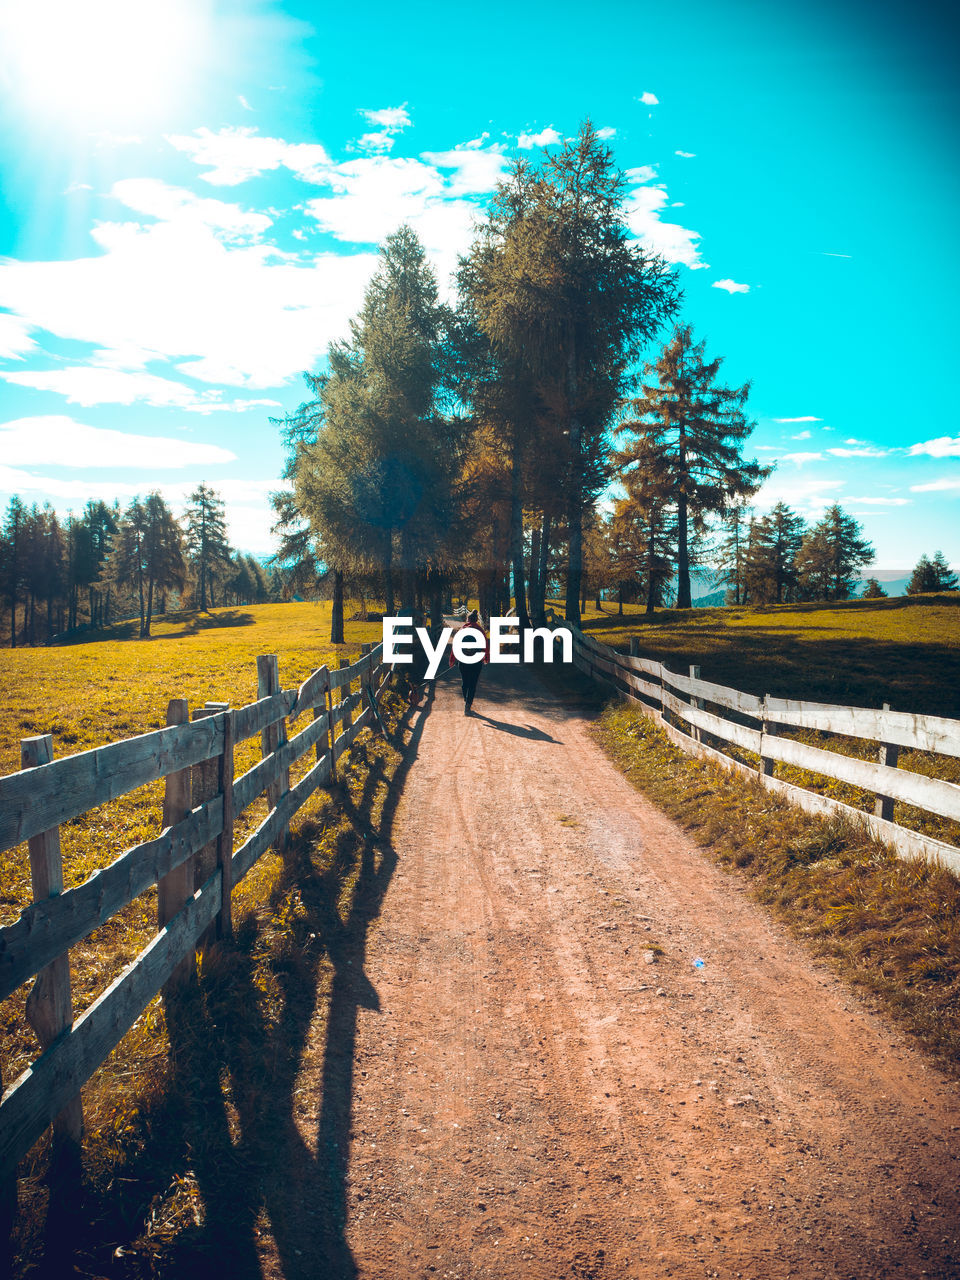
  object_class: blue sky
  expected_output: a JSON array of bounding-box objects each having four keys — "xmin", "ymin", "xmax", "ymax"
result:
[{"xmin": 0, "ymin": 0, "xmax": 957, "ymax": 566}]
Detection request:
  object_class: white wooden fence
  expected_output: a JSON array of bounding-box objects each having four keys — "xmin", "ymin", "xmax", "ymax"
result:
[
  {"xmin": 549, "ymin": 613, "xmax": 960, "ymax": 878},
  {"xmin": 0, "ymin": 643, "xmax": 393, "ymax": 1182}
]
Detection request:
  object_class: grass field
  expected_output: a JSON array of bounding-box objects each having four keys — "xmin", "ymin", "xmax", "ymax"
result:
[
  {"xmin": 570, "ymin": 594, "xmax": 960, "ymax": 850},
  {"xmin": 575, "ymin": 592, "xmax": 960, "ymax": 719},
  {"xmin": 0, "ymin": 602, "xmax": 384, "ymax": 1136}
]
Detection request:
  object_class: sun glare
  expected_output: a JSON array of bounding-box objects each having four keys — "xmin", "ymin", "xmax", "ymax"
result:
[{"xmin": 0, "ymin": 0, "xmax": 210, "ymax": 127}]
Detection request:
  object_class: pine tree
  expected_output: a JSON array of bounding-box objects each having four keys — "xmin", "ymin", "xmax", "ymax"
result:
[
  {"xmin": 283, "ymin": 227, "xmax": 462, "ymax": 641},
  {"xmin": 717, "ymin": 501, "xmax": 751, "ymax": 606},
  {"xmin": 617, "ymin": 326, "xmax": 769, "ymax": 610},
  {"xmin": 930, "ymin": 550, "xmax": 958, "ymax": 591},
  {"xmin": 1, "ymin": 495, "xmax": 28, "ymax": 646},
  {"xmin": 796, "ymin": 504, "xmax": 874, "ymax": 601},
  {"xmin": 459, "ymin": 126, "xmax": 679, "ymax": 626},
  {"xmin": 906, "ymin": 553, "xmax": 957, "ymax": 594},
  {"xmin": 742, "ymin": 502, "xmax": 806, "ymax": 604},
  {"xmin": 183, "ymin": 484, "xmax": 231, "ymax": 612},
  {"xmin": 861, "ymin": 577, "xmax": 887, "ymax": 598}
]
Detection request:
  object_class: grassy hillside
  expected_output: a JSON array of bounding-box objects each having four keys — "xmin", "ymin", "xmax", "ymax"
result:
[
  {"xmin": 575, "ymin": 593, "xmax": 960, "ymax": 719},
  {"xmin": 0, "ymin": 602, "xmax": 384, "ymax": 1106}
]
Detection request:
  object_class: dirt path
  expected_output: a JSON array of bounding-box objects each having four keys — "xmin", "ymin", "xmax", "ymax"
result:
[{"xmin": 271, "ymin": 663, "xmax": 960, "ymax": 1280}]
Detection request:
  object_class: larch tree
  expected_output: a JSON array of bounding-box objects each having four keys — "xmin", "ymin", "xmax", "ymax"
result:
[
  {"xmin": 795, "ymin": 503, "xmax": 874, "ymax": 601},
  {"xmin": 617, "ymin": 325, "xmax": 769, "ymax": 610},
  {"xmin": 459, "ymin": 126, "xmax": 679, "ymax": 626},
  {"xmin": 283, "ymin": 227, "xmax": 463, "ymax": 642},
  {"xmin": 183, "ymin": 484, "xmax": 232, "ymax": 612},
  {"xmin": 742, "ymin": 502, "xmax": 806, "ymax": 604}
]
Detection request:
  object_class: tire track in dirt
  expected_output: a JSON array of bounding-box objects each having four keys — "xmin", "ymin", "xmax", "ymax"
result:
[{"xmin": 282, "ymin": 663, "xmax": 960, "ymax": 1280}]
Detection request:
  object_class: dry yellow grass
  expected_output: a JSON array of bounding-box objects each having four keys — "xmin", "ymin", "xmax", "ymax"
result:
[
  {"xmin": 0, "ymin": 602, "xmax": 383, "ymax": 1143},
  {"xmin": 4, "ymin": 601, "xmax": 413, "ymax": 1276}
]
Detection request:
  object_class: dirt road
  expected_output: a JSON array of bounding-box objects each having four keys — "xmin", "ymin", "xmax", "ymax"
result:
[{"xmin": 272, "ymin": 663, "xmax": 960, "ymax": 1280}]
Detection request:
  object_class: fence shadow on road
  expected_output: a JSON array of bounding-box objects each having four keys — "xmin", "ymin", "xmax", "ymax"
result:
[{"xmin": 34, "ymin": 684, "xmax": 432, "ymax": 1280}]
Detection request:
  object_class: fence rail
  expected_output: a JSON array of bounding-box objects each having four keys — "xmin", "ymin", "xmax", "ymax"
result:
[
  {"xmin": 0, "ymin": 642, "xmax": 391, "ymax": 1179},
  {"xmin": 548, "ymin": 611, "xmax": 960, "ymax": 878}
]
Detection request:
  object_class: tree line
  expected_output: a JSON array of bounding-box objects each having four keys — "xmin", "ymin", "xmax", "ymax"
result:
[
  {"xmin": 0, "ymin": 484, "xmax": 273, "ymax": 646},
  {"xmin": 273, "ymin": 122, "xmax": 911, "ymax": 637}
]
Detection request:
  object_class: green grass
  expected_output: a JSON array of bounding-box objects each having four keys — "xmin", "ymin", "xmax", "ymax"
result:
[
  {"xmin": 575, "ymin": 592, "xmax": 960, "ymax": 719},
  {"xmin": 593, "ymin": 696, "xmax": 960, "ymax": 1072},
  {"xmin": 565, "ymin": 594, "xmax": 960, "ymax": 849},
  {"xmin": 0, "ymin": 601, "xmax": 384, "ymax": 1167}
]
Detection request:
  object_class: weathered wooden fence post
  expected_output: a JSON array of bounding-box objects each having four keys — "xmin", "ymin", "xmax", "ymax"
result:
[
  {"xmin": 158, "ymin": 699, "xmax": 193, "ymax": 988},
  {"xmin": 874, "ymin": 702, "xmax": 900, "ymax": 822},
  {"xmin": 761, "ymin": 694, "xmax": 778, "ymax": 778},
  {"xmin": 195, "ymin": 703, "xmax": 234, "ymax": 942},
  {"xmin": 191, "ymin": 705, "xmax": 225, "ymax": 904},
  {"xmin": 312, "ymin": 666, "xmax": 330, "ymax": 763},
  {"xmin": 689, "ymin": 665, "xmax": 703, "ymax": 744},
  {"xmin": 629, "ymin": 637, "xmax": 640, "ymax": 658},
  {"xmin": 339, "ymin": 657, "xmax": 352, "ymax": 736},
  {"xmin": 257, "ymin": 655, "xmax": 290, "ymax": 852},
  {"xmin": 20, "ymin": 734, "xmax": 84, "ymax": 1153}
]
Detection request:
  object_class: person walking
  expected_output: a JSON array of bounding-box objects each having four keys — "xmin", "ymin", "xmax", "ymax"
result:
[{"xmin": 448, "ymin": 608, "xmax": 489, "ymax": 715}]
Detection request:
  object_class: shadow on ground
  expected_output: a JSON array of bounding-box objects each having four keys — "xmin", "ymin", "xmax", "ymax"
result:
[{"xmin": 21, "ymin": 689, "xmax": 430, "ymax": 1280}]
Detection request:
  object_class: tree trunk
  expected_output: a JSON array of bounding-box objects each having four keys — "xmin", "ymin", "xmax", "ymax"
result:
[
  {"xmin": 534, "ymin": 512, "xmax": 551, "ymax": 624},
  {"xmin": 618, "ymin": 586, "xmax": 623, "ymax": 616},
  {"xmin": 564, "ymin": 339, "xmax": 583, "ymax": 626},
  {"xmin": 509, "ymin": 428, "xmax": 530, "ymax": 628},
  {"xmin": 384, "ymin": 533, "xmax": 395, "ymax": 616},
  {"xmin": 331, "ymin": 568, "xmax": 345, "ymax": 644},
  {"xmin": 428, "ymin": 569, "xmax": 443, "ymax": 631},
  {"xmin": 675, "ymin": 422, "xmax": 691, "ymax": 609},
  {"xmin": 137, "ymin": 563, "xmax": 145, "ymax": 638},
  {"xmin": 144, "ymin": 574, "xmax": 154, "ymax": 638},
  {"xmin": 400, "ymin": 527, "xmax": 416, "ymax": 615}
]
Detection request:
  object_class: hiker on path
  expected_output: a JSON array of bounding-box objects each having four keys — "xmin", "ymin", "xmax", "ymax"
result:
[{"xmin": 448, "ymin": 609, "xmax": 489, "ymax": 716}]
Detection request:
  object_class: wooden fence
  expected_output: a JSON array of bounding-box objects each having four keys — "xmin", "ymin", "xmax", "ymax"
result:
[
  {"xmin": 548, "ymin": 612, "xmax": 960, "ymax": 878},
  {"xmin": 0, "ymin": 642, "xmax": 394, "ymax": 1181}
]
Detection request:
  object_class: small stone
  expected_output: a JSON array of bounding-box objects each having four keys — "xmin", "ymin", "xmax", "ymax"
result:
[
  {"xmin": 643, "ymin": 950, "xmax": 657, "ymax": 965},
  {"xmin": 656, "ymin": 987, "xmax": 666, "ymax": 997}
]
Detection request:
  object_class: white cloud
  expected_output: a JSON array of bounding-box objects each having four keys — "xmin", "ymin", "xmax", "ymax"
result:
[
  {"xmin": 0, "ymin": 184, "xmax": 379, "ymax": 387},
  {"xmin": 845, "ymin": 496, "xmax": 911, "ymax": 505},
  {"xmin": 623, "ymin": 180, "xmax": 705, "ymax": 269},
  {"xmin": 1, "ymin": 367, "xmax": 280, "ymax": 413},
  {"xmin": 782, "ymin": 451, "xmax": 824, "ymax": 465},
  {"xmin": 827, "ymin": 446, "xmax": 888, "ymax": 458},
  {"xmin": 356, "ymin": 131, "xmax": 395, "ymax": 154},
  {"xmin": 0, "ymin": 416, "xmax": 235, "ymax": 468},
  {"xmin": 238, "ymin": 94, "xmax": 253, "ymax": 112},
  {"xmin": 304, "ymin": 150, "xmax": 509, "ymax": 289},
  {"xmin": 625, "ymin": 165, "xmax": 658, "ymax": 184},
  {"xmin": 909, "ymin": 477, "xmax": 960, "ymax": 493},
  {"xmin": 907, "ymin": 435, "xmax": 960, "ymax": 458},
  {"xmin": 420, "ymin": 145, "xmax": 510, "ymax": 196},
  {"xmin": 112, "ymin": 178, "xmax": 273, "ymax": 240},
  {"xmin": 819, "ymin": 251, "xmax": 851, "ymax": 258},
  {"xmin": 791, "ymin": 430, "xmax": 811, "ymax": 440},
  {"xmin": 361, "ymin": 105, "xmax": 411, "ymax": 131},
  {"xmin": 675, "ymin": 150, "xmax": 696, "ymax": 158},
  {"xmin": 596, "ymin": 127, "xmax": 616, "ymax": 140},
  {"xmin": 712, "ymin": 278, "xmax": 749, "ymax": 294},
  {"xmin": 773, "ymin": 416, "xmax": 821, "ymax": 423},
  {"xmin": 0, "ymin": 312, "xmax": 36, "ymax": 360},
  {"xmin": 166, "ymin": 126, "xmax": 332, "ymax": 186},
  {"xmin": 754, "ymin": 473, "xmax": 844, "ymax": 515},
  {"xmin": 0, "ymin": 469, "xmax": 279, "ymax": 552},
  {"xmin": 517, "ymin": 127, "xmax": 561, "ymax": 149},
  {"xmin": 639, "ymin": 92, "xmax": 659, "ymax": 106}
]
